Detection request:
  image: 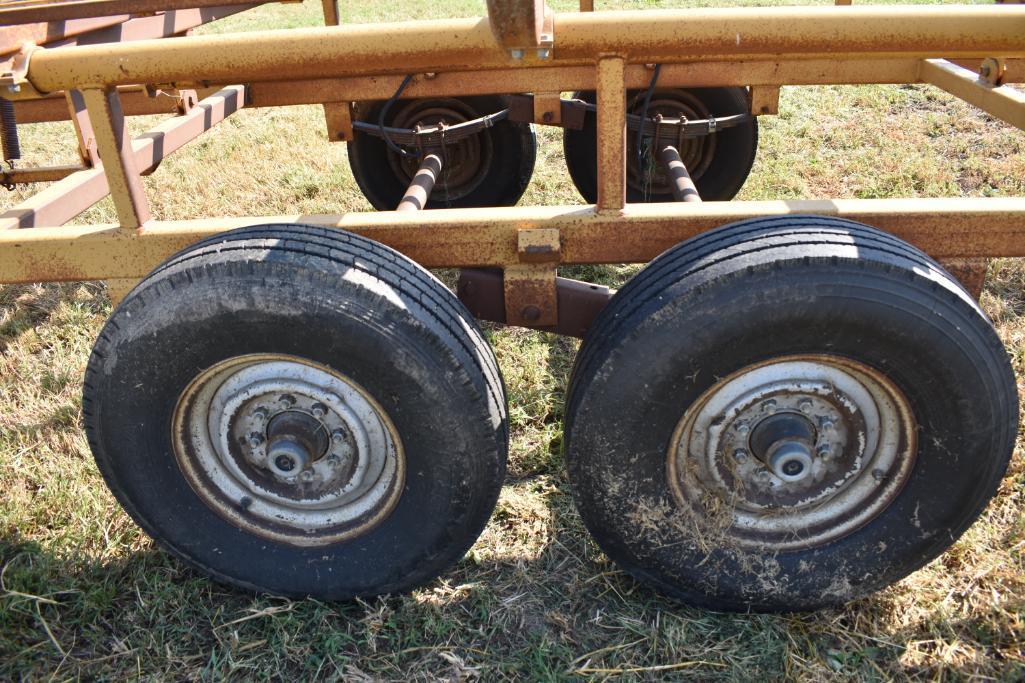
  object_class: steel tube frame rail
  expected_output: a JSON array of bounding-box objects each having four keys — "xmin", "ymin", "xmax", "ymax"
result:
[{"xmin": 15, "ymin": 6, "xmax": 1025, "ymax": 94}]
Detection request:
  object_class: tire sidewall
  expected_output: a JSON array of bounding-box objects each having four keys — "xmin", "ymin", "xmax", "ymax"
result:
[
  {"xmin": 567, "ymin": 265, "xmax": 1013, "ymax": 610},
  {"xmin": 90, "ymin": 267, "xmax": 503, "ymax": 598}
]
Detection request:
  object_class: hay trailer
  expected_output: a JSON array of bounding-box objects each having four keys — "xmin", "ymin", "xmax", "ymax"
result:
[{"xmin": 1, "ymin": 0, "xmax": 1023, "ymax": 612}]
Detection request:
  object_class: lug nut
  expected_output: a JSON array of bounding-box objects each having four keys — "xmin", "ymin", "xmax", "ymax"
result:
[
  {"xmin": 253, "ymin": 407, "xmax": 269, "ymax": 421},
  {"xmin": 300, "ymin": 470, "xmax": 314, "ymax": 483},
  {"xmin": 311, "ymin": 402, "xmax": 327, "ymax": 418},
  {"xmin": 247, "ymin": 432, "xmax": 264, "ymax": 448},
  {"xmin": 736, "ymin": 422, "xmax": 750, "ymax": 435},
  {"xmin": 326, "ymin": 454, "xmax": 341, "ymax": 467},
  {"xmin": 799, "ymin": 399, "xmax": 813, "ymax": 414},
  {"xmin": 816, "ymin": 444, "xmax": 833, "ymax": 460},
  {"xmin": 331, "ymin": 428, "xmax": 347, "ymax": 444},
  {"xmin": 733, "ymin": 448, "xmax": 748, "ymax": 464},
  {"xmin": 279, "ymin": 394, "xmax": 296, "ymax": 408},
  {"xmin": 761, "ymin": 399, "xmax": 777, "ymax": 413},
  {"xmin": 820, "ymin": 418, "xmax": 835, "ymax": 432}
]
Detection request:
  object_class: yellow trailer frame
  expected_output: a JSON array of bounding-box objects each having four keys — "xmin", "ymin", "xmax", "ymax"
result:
[{"xmin": 1, "ymin": 0, "xmax": 1024, "ymax": 326}]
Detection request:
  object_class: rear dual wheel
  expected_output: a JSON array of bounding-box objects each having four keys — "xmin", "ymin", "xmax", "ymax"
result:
[
  {"xmin": 565, "ymin": 216, "xmax": 1018, "ymax": 611},
  {"xmin": 84, "ymin": 225, "xmax": 507, "ymax": 598}
]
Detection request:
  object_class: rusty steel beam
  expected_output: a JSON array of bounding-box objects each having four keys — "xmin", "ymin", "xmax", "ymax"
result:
[
  {"xmin": 81, "ymin": 88, "xmax": 151, "ymax": 228},
  {"xmin": 14, "ymin": 86, "xmax": 217, "ymax": 123},
  {"xmin": 0, "ymin": 0, "xmax": 273, "ymax": 25},
  {"xmin": 17, "ymin": 6, "xmax": 1025, "ymax": 94},
  {"xmin": 919, "ymin": 59, "xmax": 1025, "ymax": 132},
  {"xmin": 595, "ymin": 56, "xmax": 626, "ymax": 213},
  {"xmin": 0, "ymin": 164, "xmax": 86, "ymax": 184},
  {"xmin": 2, "ymin": 198, "xmax": 1025, "ymax": 284},
  {"xmin": 1, "ymin": 15, "xmax": 127, "ymax": 57},
  {"xmin": 0, "ymin": 85, "xmax": 244, "ymax": 230}
]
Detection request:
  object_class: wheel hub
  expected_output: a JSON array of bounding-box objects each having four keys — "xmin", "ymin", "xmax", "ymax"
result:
[
  {"xmin": 668, "ymin": 355, "xmax": 917, "ymax": 550},
  {"xmin": 627, "ymin": 90, "xmax": 717, "ymax": 196},
  {"xmin": 173, "ymin": 354, "xmax": 404, "ymax": 546},
  {"xmin": 387, "ymin": 99, "xmax": 493, "ymax": 202}
]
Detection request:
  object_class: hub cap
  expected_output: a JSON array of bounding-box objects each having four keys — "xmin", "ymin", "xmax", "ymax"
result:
[
  {"xmin": 667, "ymin": 355, "xmax": 916, "ymax": 550},
  {"xmin": 173, "ymin": 354, "xmax": 404, "ymax": 546}
]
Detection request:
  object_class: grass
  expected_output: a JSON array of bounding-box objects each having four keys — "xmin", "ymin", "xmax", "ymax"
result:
[{"xmin": 2, "ymin": 0, "xmax": 1025, "ymax": 679}]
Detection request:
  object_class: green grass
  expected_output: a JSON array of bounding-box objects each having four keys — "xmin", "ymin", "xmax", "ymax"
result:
[{"xmin": 2, "ymin": 0, "xmax": 1025, "ymax": 679}]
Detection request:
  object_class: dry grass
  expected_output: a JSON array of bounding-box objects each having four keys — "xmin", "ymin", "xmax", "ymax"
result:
[{"xmin": 2, "ymin": 0, "xmax": 1025, "ymax": 680}]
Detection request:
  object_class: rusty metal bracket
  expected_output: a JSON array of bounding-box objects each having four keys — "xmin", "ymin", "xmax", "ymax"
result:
[
  {"xmin": 486, "ymin": 0, "xmax": 554, "ymax": 61},
  {"xmin": 504, "ymin": 264, "xmax": 558, "ymax": 327},
  {"xmin": 0, "ymin": 43, "xmax": 43, "ymax": 100},
  {"xmin": 324, "ymin": 101, "xmax": 354, "ymax": 142},
  {"xmin": 533, "ymin": 91, "xmax": 562, "ymax": 125},
  {"xmin": 749, "ymin": 85, "xmax": 780, "ymax": 115},
  {"xmin": 458, "ymin": 268, "xmax": 614, "ymax": 337},
  {"xmin": 518, "ymin": 227, "xmax": 561, "ymax": 263}
]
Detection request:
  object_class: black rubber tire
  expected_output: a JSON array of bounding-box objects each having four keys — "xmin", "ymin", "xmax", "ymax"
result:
[
  {"xmin": 563, "ymin": 87, "xmax": 758, "ymax": 203},
  {"xmin": 564, "ymin": 216, "xmax": 1018, "ymax": 612},
  {"xmin": 347, "ymin": 95, "xmax": 536, "ymax": 210},
  {"xmin": 83, "ymin": 225, "xmax": 507, "ymax": 599}
]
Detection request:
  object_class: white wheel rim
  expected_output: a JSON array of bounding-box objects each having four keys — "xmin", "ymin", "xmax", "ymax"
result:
[
  {"xmin": 173, "ymin": 354, "xmax": 404, "ymax": 546},
  {"xmin": 668, "ymin": 355, "xmax": 917, "ymax": 550}
]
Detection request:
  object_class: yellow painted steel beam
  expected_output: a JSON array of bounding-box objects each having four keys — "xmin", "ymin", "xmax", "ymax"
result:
[
  {"xmin": 919, "ymin": 59, "xmax": 1025, "ymax": 131},
  {"xmin": 19, "ymin": 6, "xmax": 1025, "ymax": 94},
  {"xmin": 2, "ymin": 198, "xmax": 1024, "ymax": 284}
]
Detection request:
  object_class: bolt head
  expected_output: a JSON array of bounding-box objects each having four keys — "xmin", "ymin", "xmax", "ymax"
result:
[
  {"xmin": 311, "ymin": 402, "xmax": 327, "ymax": 418},
  {"xmin": 326, "ymin": 454, "xmax": 341, "ymax": 467},
  {"xmin": 761, "ymin": 399, "xmax": 777, "ymax": 413},
  {"xmin": 736, "ymin": 422, "xmax": 750, "ymax": 435},
  {"xmin": 279, "ymin": 394, "xmax": 296, "ymax": 408},
  {"xmin": 300, "ymin": 470, "xmax": 314, "ymax": 483},
  {"xmin": 816, "ymin": 444, "xmax": 832, "ymax": 460},
  {"xmin": 733, "ymin": 448, "xmax": 748, "ymax": 464},
  {"xmin": 799, "ymin": 399, "xmax": 813, "ymax": 414},
  {"xmin": 510, "ymin": 49, "xmax": 524, "ymax": 60},
  {"xmin": 253, "ymin": 407, "xmax": 269, "ymax": 421},
  {"xmin": 247, "ymin": 432, "xmax": 264, "ymax": 448},
  {"xmin": 331, "ymin": 428, "xmax": 347, "ymax": 444}
]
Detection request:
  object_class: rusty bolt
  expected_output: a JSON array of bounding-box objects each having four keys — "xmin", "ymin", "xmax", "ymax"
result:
[{"xmin": 521, "ymin": 305, "xmax": 542, "ymax": 322}]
